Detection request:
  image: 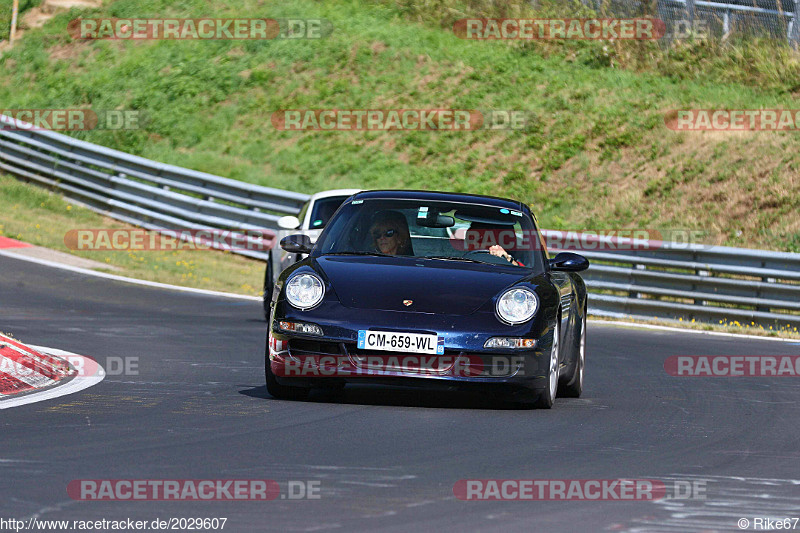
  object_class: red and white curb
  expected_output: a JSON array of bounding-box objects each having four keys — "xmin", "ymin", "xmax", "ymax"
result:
[
  {"xmin": 0, "ymin": 334, "xmax": 72, "ymax": 395},
  {"xmin": 0, "ymin": 334, "xmax": 105, "ymax": 410},
  {"xmin": 0, "ymin": 236, "xmax": 32, "ymax": 250}
]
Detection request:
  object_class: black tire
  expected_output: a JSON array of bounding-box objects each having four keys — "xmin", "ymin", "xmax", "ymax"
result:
[
  {"xmin": 265, "ymin": 359, "xmax": 310, "ymax": 400},
  {"xmin": 559, "ymin": 309, "xmax": 586, "ymax": 398},
  {"xmin": 533, "ymin": 319, "xmax": 560, "ymax": 409},
  {"xmin": 265, "ymin": 357, "xmax": 310, "ymax": 401}
]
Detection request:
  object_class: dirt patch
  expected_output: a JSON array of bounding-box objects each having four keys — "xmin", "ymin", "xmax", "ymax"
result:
[
  {"xmin": 21, "ymin": 8, "xmax": 52, "ymax": 30},
  {"xmin": 6, "ymin": 0, "xmax": 102, "ymax": 51},
  {"xmin": 41, "ymin": 0, "xmax": 101, "ymax": 13},
  {"xmin": 47, "ymin": 40, "xmax": 91, "ymax": 61}
]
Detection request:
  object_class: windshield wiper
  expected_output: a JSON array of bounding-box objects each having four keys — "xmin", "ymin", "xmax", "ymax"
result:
[
  {"xmin": 325, "ymin": 251, "xmax": 393, "ymax": 257},
  {"xmin": 326, "ymin": 253, "xmax": 497, "ymax": 263},
  {"xmin": 424, "ymin": 255, "xmax": 488, "ymax": 264}
]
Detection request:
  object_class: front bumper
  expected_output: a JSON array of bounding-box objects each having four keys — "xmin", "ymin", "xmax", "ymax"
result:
[{"xmin": 268, "ymin": 302, "xmax": 556, "ymax": 396}]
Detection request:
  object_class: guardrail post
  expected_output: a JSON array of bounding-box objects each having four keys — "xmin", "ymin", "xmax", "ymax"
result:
[
  {"xmin": 722, "ymin": 9, "xmax": 730, "ymax": 37},
  {"xmin": 758, "ymin": 259, "xmax": 777, "ymax": 312},
  {"xmin": 791, "ymin": 0, "xmax": 800, "ymax": 45},
  {"xmin": 9, "ymin": 0, "xmax": 19, "ymax": 43},
  {"xmin": 695, "ymin": 267, "xmax": 708, "ymax": 306},
  {"xmin": 632, "ymin": 263, "xmax": 646, "ymax": 299}
]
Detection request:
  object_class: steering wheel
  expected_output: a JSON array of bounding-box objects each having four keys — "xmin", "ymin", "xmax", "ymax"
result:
[
  {"xmin": 463, "ymin": 249, "xmax": 493, "ymax": 258},
  {"xmin": 463, "ymin": 249, "xmax": 511, "ymax": 265}
]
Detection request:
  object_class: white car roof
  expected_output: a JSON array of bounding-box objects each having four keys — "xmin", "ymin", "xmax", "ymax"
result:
[{"xmin": 307, "ymin": 188, "xmax": 362, "ymax": 202}]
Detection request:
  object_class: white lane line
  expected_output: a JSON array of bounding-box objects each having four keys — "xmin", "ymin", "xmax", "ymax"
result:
[
  {"xmin": 0, "ymin": 249, "xmax": 261, "ymax": 301},
  {"xmin": 0, "ymin": 346, "xmax": 104, "ymax": 410},
  {"xmin": 589, "ymin": 319, "xmax": 800, "ymax": 343}
]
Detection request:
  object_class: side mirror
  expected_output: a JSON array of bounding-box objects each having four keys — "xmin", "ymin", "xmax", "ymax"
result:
[
  {"xmin": 550, "ymin": 252, "xmax": 589, "ymax": 272},
  {"xmin": 280, "ymin": 234, "xmax": 313, "ymax": 254},
  {"xmin": 277, "ymin": 215, "xmax": 301, "ymax": 230}
]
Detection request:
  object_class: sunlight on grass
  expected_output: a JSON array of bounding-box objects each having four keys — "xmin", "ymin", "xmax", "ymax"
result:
[{"xmin": 0, "ymin": 175, "xmax": 265, "ymax": 295}]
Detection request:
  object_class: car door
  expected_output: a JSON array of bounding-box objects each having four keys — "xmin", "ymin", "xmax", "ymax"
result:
[{"xmin": 533, "ymin": 216, "xmax": 572, "ymax": 359}]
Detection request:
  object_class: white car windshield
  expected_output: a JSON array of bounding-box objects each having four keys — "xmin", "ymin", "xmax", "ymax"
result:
[{"xmin": 307, "ymin": 196, "xmax": 350, "ymax": 229}]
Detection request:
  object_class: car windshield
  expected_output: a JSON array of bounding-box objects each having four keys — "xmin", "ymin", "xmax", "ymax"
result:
[
  {"xmin": 313, "ymin": 198, "xmax": 544, "ymax": 271},
  {"xmin": 308, "ymin": 196, "xmax": 351, "ymax": 229}
]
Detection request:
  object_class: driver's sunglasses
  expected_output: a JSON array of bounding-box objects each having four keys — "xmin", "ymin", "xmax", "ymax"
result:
[{"xmin": 372, "ymin": 229, "xmax": 397, "ymax": 239}]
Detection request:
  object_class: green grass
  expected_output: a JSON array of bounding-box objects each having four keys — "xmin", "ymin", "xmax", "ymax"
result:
[
  {"xmin": 0, "ymin": 0, "xmax": 40, "ymax": 40},
  {"xmin": 0, "ymin": 0, "xmax": 798, "ymax": 253},
  {"xmin": 0, "ymin": 175, "xmax": 265, "ymax": 295},
  {"xmin": 378, "ymin": 0, "xmax": 800, "ymax": 93}
]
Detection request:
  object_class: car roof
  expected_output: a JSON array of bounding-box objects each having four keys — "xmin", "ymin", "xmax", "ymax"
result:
[
  {"xmin": 351, "ymin": 189, "xmax": 528, "ymax": 212},
  {"xmin": 308, "ymin": 189, "xmax": 362, "ymax": 201}
]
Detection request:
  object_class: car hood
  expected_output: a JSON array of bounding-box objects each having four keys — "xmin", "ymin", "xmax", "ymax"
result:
[{"xmin": 314, "ymin": 255, "xmax": 529, "ymax": 315}]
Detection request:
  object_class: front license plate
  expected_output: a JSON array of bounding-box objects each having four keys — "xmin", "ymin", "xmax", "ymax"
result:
[{"xmin": 357, "ymin": 330, "xmax": 445, "ymax": 355}]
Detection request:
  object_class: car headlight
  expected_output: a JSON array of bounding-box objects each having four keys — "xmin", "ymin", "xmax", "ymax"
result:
[
  {"xmin": 285, "ymin": 273, "xmax": 325, "ymax": 310},
  {"xmin": 496, "ymin": 287, "xmax": 538, "ymax": 325}
]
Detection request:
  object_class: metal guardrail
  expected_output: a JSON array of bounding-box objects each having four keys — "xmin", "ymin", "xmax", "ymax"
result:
[
  {"xmin": 0, "ymin": 114, "xmax": 310, "ymax": 261},
  {"xmin": 1, "ymin": 114, "xmax": 798, "ymax": 329},
  {"xmin": 543, "ymin": 234, "xmax": 800, "ymax": 329},
  {"xmin": 586, "ymin": 0, "xmax": 800, "ymax": 43},
  {"xmin": 660, "ymin": 0, "xmax": 800, "ymax": 43}
]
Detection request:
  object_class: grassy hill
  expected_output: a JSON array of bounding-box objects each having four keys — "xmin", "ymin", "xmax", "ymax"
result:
[
  {"xmin": 0, "ymin": 0, "xmax": 40, "ymax": 40},
  {"xmin": 1, "ymin": 0, "xmax": 798, "ymax": 251}
]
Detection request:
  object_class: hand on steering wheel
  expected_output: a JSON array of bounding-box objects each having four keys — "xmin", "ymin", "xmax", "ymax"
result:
[{"xmin": 489, "ymin": 245, "xmax": 518, "ymax": 265}]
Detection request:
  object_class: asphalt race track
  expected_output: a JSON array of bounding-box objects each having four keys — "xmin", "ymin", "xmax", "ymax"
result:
[{"xmin": 1, "ymin": 254, "xmax": 799, "ymax": 532}]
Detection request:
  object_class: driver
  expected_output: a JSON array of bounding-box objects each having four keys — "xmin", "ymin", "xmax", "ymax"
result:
[{"xmin": 369, "ymin": 211, "xmax": 413, "ymax": 255}]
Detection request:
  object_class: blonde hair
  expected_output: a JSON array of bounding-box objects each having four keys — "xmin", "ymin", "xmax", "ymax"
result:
[{"xmin": 370, "ymin": 211, "xmax": 412, "ymax": 255}]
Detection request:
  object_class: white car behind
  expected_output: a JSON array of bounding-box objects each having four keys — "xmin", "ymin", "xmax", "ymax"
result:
[{"xmin": 263, "ymin": 189, "xmax": 361, "ymax": 318}]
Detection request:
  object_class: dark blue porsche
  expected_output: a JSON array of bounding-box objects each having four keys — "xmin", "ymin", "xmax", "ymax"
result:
[{"xmin": 265, "ymin": 190, "xmax": 589, "ymax": 408}]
